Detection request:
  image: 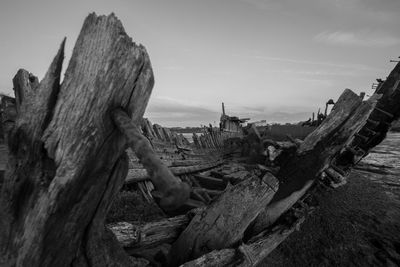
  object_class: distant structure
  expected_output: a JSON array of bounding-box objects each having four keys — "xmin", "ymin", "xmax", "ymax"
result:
[
  {"xmin": 249, "ymin": 120, "xmax": 267, "ymax": 127},
  {"xmin": 372, "ymin": 78, "xmax": 385, "ymax": 93},
  {"xmin": 301, "ymin": 99, "xmax": 335, "ymax": 127},
  {"xmin": 219, "ymin": 102, "xmax": 249, "ymax": 133}
]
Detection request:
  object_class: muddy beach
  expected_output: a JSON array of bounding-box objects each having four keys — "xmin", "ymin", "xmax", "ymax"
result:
[{"xmin": 265, "ymin": 132, "xmax": 400, "ymax": 267}]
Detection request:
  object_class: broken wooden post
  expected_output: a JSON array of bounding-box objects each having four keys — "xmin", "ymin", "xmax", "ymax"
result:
[
  {"xmin": 153, "ymin": 123, "xmax": 165, "ymax": 140},
  {"xmin": 192, "ymin": 133, "xmax": 200, "ymax": 148},
  {"xmin": 141, "ymin": 118, "xmax": 156, "ymax": 139},
  {"xmin": 162, "ymin": 127, "xmax": 172, "ymax": 143},
  {"xmin": 175, "ymin": 133, "xmax": 183, "ymax": 146},
  {"xmin": 12, "ymin": 69, "xmax": 39, "ymax": 114},
  {"xmin": 0, "ymin": 13, "xmax": 154, "ymax": 266}
]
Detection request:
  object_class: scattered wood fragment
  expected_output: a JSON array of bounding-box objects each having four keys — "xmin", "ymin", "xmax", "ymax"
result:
[
  {"xmin": 108, "ymin": 215, "xmax": 190, "ymax": 251},
  {"xmin": 193, "ymin": 174, "xmax": 226, "ymax": 190},
  {"xmin": 181, "ymin": 217, "xmax": 305, "ymax": 267},
  {"xmin": 169, "ymin": 173, "xmax": 279, "ymax": 265},
  {"xmin": 125, "ymin": 160, "xmax": 224, "ymax": 183}
]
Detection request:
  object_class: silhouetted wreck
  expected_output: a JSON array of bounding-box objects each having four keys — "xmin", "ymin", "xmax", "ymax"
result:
[{"xmin": 220, "ymin": 102, "xmax": 249, "ymax": 133}]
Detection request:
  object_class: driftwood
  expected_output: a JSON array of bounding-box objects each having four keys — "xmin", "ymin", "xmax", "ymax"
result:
[
  {"xmin": 112, "ymin": 109, "xmax": 190, "ymax": 211},
  {"xmin": 0, "ymin": 13, "xmax": 154, "ymax": 266},
  {"xmin": 109, "ymin": 215, "xmax": 189, "ymax": 251},
  {"xmin": 193, "ymin": 174, "xmax": 226, "ymax": 190},
  {"xmin": 140, "ymin": 118, "xmax": 156, "ymax": 139},
  {"xmin": 181, "ymin": 217, "xmax": 305, "ymax": 267},
  {"xmin": 169, "ymin": 173, "xmax": 279, "ymax": 265},
  {"xmin": 12, "ymin": 69, "xmax": 39, "ymax": 114},
  {"xmin": 125, "ymin": 161, "xmax": 224, "ymax": 183}
]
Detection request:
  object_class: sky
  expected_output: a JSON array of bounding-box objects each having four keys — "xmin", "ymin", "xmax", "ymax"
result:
[{"xmin": 0, "ymin": 0, "xmax": 399, "ymax": 126}]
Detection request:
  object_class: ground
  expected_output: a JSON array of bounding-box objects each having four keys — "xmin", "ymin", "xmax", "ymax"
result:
[
  {"xmin": 264, "ymin": 132, "xmax": 400, "ymax": 267},
  {"xmin": 107, "ymin": 188, "xmax": 166, "ymax": 224},
  {"xmin": 2, "ymin": 132, "xmax": 399, "ymax": 266}
]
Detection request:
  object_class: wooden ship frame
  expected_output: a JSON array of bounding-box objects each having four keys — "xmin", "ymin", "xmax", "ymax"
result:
[{"xmin": 0, "ymin": 13, "xmax": 400, "ymax": 267}]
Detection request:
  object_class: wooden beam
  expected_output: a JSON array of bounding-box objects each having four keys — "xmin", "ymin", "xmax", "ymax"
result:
[
  {"xmin": 169, "ymin": 173, "xmax": 279, "ymax": 265},
  {"xmin": 252, "ymin": 89, "xmax": 379, "ymax": 235},
  {"xmin": 112, "ymin": 109, "xmax": 191, "ymax": 212}
]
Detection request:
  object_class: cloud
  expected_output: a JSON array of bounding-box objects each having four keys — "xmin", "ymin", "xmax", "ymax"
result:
[
  {"xmin": 144, "ymin": 96, "xmax": 316, "ymax": 126},
  {"xmin": 238, "ymin": 0, "xmax": 282, "ymax": 10},
  {"xmin": 292, "ymin": 78, "xmax": 334, "ymax": 87},
  {"xmin": 249, "ymin": 55, "xmax": 383, "ymax": 72},
  {"xmin": 314, "ymin": 31, "xmax": 400, "ymax": 47},
  {"xmin": 246, "ymin": 111, "xmax": 313, "ymax": 124},
  {"xmin": 263, "ymin": 111, "xmax": 311, "ymax": 123},
  {"xmin": 325, "ymin": 0, "xmax": 400, "ymax": 22},
  {"xmin": 144, "ymin": 96, "xmax": 220, "ymax": 127},
  {"xmin": 263, "ymin": 69, "xmax": 368, "ymax": 77},
  {"xmin": 161, "ymin": 65, "xmax": 183, "ymax": 71}
]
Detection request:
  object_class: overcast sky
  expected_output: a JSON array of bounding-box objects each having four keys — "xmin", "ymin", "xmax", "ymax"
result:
[{"xmin": 0, "ymin": 0, "xmax": 399, "ymax": 126}]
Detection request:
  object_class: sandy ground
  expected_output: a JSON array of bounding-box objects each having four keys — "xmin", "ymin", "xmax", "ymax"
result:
[{"xmin": 264, "ymin": 133, "xmax": 400, "ymax": 267}]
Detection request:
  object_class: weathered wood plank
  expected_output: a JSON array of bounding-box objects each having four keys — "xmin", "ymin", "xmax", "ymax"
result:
[
  {"xmin": 169, "ymin": 173, "xmax": 279, "ymax": 265},
  {"xmin": 125, "ymin": 160, "xmax": 224, "ymax": 183},
  {"xmin": 181, "ymin": 217, "xmax": 305, "ymax": 267},
  {"xmin": 193, "ymin": 174, "xmax": 226, "ymax": 190},
  {"xmin": 108, "ymin": 215, "xmax": 189, "ymax": 251}
]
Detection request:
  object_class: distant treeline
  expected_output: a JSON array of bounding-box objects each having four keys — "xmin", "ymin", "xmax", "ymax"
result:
[
  {"xmin": 169, "ymin": 126, "xmax": 219, "ymax": 133},
  {"xmin": 257, "ymin": 124, "xmax": 316, "ymax": 141}
]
